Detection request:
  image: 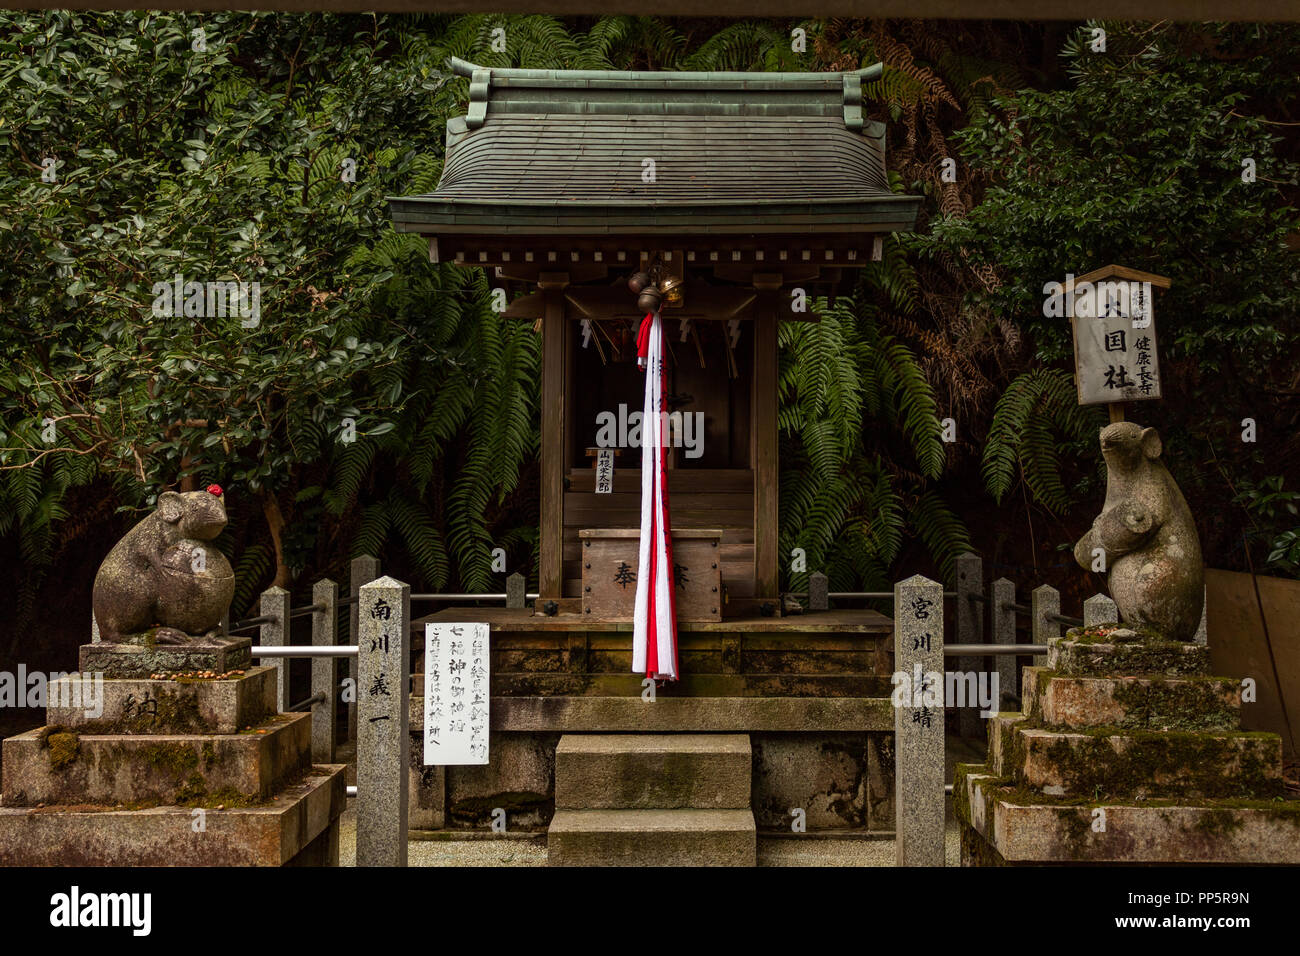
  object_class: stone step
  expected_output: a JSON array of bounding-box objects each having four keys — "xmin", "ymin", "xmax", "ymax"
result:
[
  {"xmin": 555, "ymin": 734, "xmax": 751, "ymax": 809},
  {"xmin": 46, "ymin": 667, "xmax": 278, "ymax": 735},
  {"xmin": 1014, "ymin": 726, "xmax": 1283, "ymax": 800},
  {"xmin": 548, "ymin": 809, "xmax": 756, "ymax": 866},
  {"xmin": 1022, "ymin": 666, "xmax": 1241, "ymax": 732},
  {"xmin": 0, "ymin": 765, "xmax": 345, "ymax": 866},
  {"xmin": 987, "ymin": 713, "xmax": 1029, "ymax": 777},
  {"xmin": 1048, "ymin": 633, "xmax": 1211, "ymax": 677},
  {"xmin": 956, "ymin": 765, "xmax": 1300, "ymax": 864},
  {"xmin": 1, "ymin": 712, "xmax": 310, "ymax": 807}
]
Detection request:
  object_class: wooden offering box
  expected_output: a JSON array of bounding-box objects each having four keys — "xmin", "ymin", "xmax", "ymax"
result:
[{"xmin": 580, "ymin": 528, "xmax": 724, "ymax": 623}]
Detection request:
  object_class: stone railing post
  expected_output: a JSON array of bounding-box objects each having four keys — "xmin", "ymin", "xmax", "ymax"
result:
[
  {"xmin": 1194, "ymin": 587, "xmax": 1208, "ymax": 646},
  {"xmin": 894, "ymin": 574, "xmax": 945, "ymax": 867},
  {"xmin": 311, "ymin": 578, "xmax": 339, "ymax": 763},
  {"xmin": 808, "ymin": 571, "xmax": 828, "ymax": 612},
  {"xmin": 954, "ymin": 552, "xmax": 984, "ymax": 737},
  {"xmin": 1030, "ymin": 585, "xmax": 1060, "ymax": 669},
  {"xmin": 1083, "ymin": 593, "xmax": 1119, "ymax": 627},
  {"xmin": 506, "ymin": 572, "xmax": 525, "ymax": 610},
  {"xmin": 349, "ymin": 555, "xmax": 381, "ymax": 750},
  {"xmin": 356, "ymin": 576, "xmax": 410, "ymax": 867},
  {"xmin": 260, "ymin": 586, "xmax": 291, "ymax": 712},
  {"xmin": 991, "ymin": 577, "xmax": 1017, "ymax": 708}
]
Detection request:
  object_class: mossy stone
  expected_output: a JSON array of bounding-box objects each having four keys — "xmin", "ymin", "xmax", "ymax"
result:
[{"xmin": 46, "ymin": 732, "xmax": 81, "ymax": 771}]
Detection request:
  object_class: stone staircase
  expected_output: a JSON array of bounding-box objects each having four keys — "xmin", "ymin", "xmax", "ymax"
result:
[
  {"xmin": 0, "ymin": 638, "xmax": 345, "ymax": 866},
  {"xmin": 547, "ymin": 734, "xmax": 756, "ymax": 866},
  {"xmin": 955, "ymin": 627, "xmax": 1300, "ymax": 865}
]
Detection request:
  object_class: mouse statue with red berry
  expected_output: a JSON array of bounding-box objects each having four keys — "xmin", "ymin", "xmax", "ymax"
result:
[{"xmin": 92, "ymin": 484, "xmax": 236, "ymax": 645}]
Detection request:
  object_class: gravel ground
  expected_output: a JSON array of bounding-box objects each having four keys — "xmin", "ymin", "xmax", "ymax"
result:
[
  {"xmin": 338, "ymin": 807, "xmax": 548, "ymax": 866},
  {"xmin": 337, "ymin": 802, "xmax": 962, "ymax": 867},
  {"xmin": 759, "ymin": 811, "xmax": 961, "ymax": 866}
]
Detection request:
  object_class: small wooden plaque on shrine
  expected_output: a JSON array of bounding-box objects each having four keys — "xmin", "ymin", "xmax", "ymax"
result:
[{"xmin": 579, "ymin": 528, "xmax": 724, "ymax": 623}]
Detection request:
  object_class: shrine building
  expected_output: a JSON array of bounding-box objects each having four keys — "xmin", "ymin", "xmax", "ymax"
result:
[{"xmin": 387, "ymin": 58, "xmax": 923, "ymax": 855}]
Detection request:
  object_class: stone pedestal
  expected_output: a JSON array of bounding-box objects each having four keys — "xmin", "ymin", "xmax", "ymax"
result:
[
  {"xmin": 955, "ymin": 625, "xmax": 1300, "ymax": 865},
  {"xmin": 0, "ymin": 645, "xmax": 346, "ymax": 866},
  {"xmin": 79, "ymin": 634, "xmax": 253, "ymax": 678}
]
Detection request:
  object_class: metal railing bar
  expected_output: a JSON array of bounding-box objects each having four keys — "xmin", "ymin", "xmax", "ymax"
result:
[
  {"xmin": 944, "ymin": 643, "xmax": 1047, "ymax": 655},
  {"xmin": 227, "ymin": 615, "xmax": 276, "ymax": 631},
  {"xmin": 252, "ymin": 645, "xmax": 359, "ymax": 658},
  {"xmin": 785, "ymin": 591, "xmax": 958, "ymax": 599},
  {"xmin": 409, "ymin": 593, "xmax": 540, "ymax": 601},
  {"xmin": 1047, "ymin": 613, "xmax": 1084, "ymax": 627},
  {"xmin": 287, "ymin": 692, "xmax": 326, "ymax": 713}
]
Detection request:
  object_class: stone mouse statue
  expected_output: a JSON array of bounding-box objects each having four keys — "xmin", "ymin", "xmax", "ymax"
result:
[
  {"xmin": 1073, "ymin": 422, "xmax": 1203, "ymax": 641},
  {"xmin": 92, "ymin": 484, "xmax": 236, "ymax": 645}
]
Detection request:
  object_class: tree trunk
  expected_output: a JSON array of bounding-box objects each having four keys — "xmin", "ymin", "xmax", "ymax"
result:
[{"xmin": 261, "ymin": 489, "xmax": 292, "ymax": 589}]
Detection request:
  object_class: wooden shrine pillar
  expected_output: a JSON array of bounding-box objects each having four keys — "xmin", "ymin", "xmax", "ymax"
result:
[
  {"xmin": 538, "ymin": 272, "xmax": 569, "ymax": 602},
  {"xmin": 752, "ymin": 280, "xmax": 780, "ymax": 602}
]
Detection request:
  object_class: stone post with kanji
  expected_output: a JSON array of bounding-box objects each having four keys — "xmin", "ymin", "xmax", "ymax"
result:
[
  {"xmin": 894, "ymin": 574, "xmax": 945, "ymax": 866},
  {"xmin": 356, "ymin": 576, "xmax": 410, "ymax": 866}
]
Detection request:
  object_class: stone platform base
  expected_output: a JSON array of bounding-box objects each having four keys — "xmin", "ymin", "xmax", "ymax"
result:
[
  {"xmin": 957, "ymin": 629, "xmax": 1298, "ymax": 865},
  {"xmin": 2, "ymin": 644, "xmax": 344, "ymax": 866},
  {"xmin": 2, "ymin": 712, "xmax": 311, "ymax": 806},
  {"xmin": 0, "ymin": 764, "xmax": 346, "ymax": 866},
  {"xmin": 956, "ymin": 766, "xmax": 1300, "ymax": 865}
]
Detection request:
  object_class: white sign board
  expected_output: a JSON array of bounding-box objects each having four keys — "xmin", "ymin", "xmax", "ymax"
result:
[
  {"xmin": 1070, "ymin": 279, "xmax": 1161, "ymax": 405},
  {"xmin": 423, "ymin": 623, "xmax": 489, "ymax": 765}
]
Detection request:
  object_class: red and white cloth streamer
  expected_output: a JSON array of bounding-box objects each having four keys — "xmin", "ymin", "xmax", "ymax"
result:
[{"xmin": 632, "ymin": 310, "xmax": 679, "ymax": 681}]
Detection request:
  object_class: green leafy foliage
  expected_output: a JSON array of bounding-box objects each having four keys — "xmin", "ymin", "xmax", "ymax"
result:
[
  {"xmin": 982, "ymin": 369, "xmax": 1105, "ymax": 514},
  {"xmin": 0, "ymin": 11, "xmax": 985, "ymax": 612},
  {"xmin": 4, "ymin": 12, "xmax": 1293, "ymax": 630},
  {"xmin": 926, "ymin": 21, "xmax": 1300, "ymax": 570},
  {"xmin": 1234, "ymin": 476, "xmax": 1300, "ymax": 576},
  {"xmin": 779, "ymin": 297, "xmax": 971, "ymax": 591},
  {"xmin": 932, "ymin": 22, "xmax": 1300, "ymax": 376},
  {"xmin": 0, "ymin": 11, "xmax": 501, "ymax": 605}
]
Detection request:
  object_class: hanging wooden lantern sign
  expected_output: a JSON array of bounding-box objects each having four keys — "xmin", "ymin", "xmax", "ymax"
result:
[{"xmin": 1061, "ymin": 264, "xmax": 1171, "ymax": 413}]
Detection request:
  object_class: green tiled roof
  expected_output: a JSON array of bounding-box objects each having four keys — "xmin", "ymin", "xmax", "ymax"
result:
[{"xmin": 389, "ymin": 59, "xmax": 921, "ymax": 237}]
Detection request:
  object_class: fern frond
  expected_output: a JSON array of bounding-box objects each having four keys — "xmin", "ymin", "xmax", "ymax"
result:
[
  {"xmin": 230, "ymin": 542, "xmax": 274, "ymax": 617},
  {"xmin": 907, "ymin": 490, "xmax": 973, "ymax": 582},
  {"xmin": 982, "ymin": 368, "xmax": 1105, "ymax": 512},
  {"xmin": 324, "ymin": 440, "xmax": 377, "ymax": 516}
]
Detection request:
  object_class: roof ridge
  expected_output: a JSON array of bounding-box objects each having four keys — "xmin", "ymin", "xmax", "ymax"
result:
[
  {"xmin": 448, "ymin": 57, "xmax": 883, "ymax": 85},
  {"xmin": 451, "ymin": 58, "xmax": 886, "ymax": 134}
]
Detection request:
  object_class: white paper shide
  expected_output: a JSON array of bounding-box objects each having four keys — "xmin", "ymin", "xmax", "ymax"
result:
[{"xmin": 423, "ymin": 623, "xmax": 490, "ymax": 765}]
